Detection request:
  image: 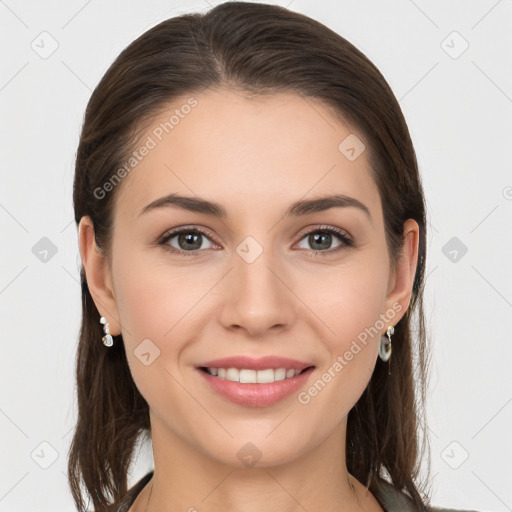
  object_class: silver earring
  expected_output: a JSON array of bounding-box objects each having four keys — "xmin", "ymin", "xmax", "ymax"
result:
[
  {"xmin": 379, "ymin": 325, "xmax": 394, "ymax": 363},
  {"xmin": 100, "ymin": 316, "xmax": 113, "ymax": 347}
]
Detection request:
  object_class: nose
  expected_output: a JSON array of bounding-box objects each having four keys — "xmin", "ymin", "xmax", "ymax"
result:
[{"xmin": 218, "ymin": 247, "xmax": 296, "ymax": 338}]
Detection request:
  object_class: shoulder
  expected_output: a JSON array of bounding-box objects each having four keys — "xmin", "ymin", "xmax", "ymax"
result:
[
  {"xmin": 104, "ymin": 471, "xmax": 154, "ymax": 512},
  {"xmin": 427, "ymin": 505, "xmax": 480, "ymax": 512},
  {"xmin": 372, "ymin": 477, "xmax": 480, "ymax": 512},
  {"xmin": 372, "ymin": 476, "xmax": 419, "ymax": 511}
]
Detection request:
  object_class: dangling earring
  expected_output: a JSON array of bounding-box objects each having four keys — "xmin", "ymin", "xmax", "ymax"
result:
[
  {"xmin": 100, "ymin": 316, "xmax": 113, "ymax": 347},
  {"xmin": 379, "ymin": 325, "xmax": 393, "ymax": 373}
]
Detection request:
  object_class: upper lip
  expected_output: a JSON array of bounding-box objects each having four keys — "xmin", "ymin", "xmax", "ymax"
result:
[{"xmin": 197, "ymin": 356, "xmax": 315, "ymax": 371}]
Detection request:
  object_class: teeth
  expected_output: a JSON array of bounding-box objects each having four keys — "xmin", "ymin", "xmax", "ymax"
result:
[{"xmin": 205, "ymin": 367, "xmax": 304, "ymax": 383}]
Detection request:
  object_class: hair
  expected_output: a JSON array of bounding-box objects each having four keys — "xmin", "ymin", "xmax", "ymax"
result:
[{"xmin": 69, "ymin": 2, "xmax": 432, "ymax": 510}]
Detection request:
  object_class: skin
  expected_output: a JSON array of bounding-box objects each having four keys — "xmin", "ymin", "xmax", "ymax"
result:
[{"xmin": 79, "ymin": 88, "xmax": 419, "ymax": 511}]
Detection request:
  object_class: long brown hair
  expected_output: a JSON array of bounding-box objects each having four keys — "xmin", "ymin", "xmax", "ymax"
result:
[{"xmin": 69, "ymin": 2, "xmax": 432, "ymax": 510}]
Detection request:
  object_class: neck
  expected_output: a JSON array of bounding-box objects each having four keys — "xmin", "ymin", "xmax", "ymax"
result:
[{"xmin": 132, "ymin": 413, "xmax": 381, "ymax": 512}]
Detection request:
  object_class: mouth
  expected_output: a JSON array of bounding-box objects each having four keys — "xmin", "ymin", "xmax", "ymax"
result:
[
  {"xmin": 198, "ymin": 365, "xmax": 315, "ymax": 383},
  {"xmin": 195, "ymin": 363, "xmax": 316, "ymax": 408}
]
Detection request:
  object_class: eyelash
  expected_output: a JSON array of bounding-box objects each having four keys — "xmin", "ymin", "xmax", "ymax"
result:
[{"xmin": 157, "ymin": 225, "xmax": 354, "ymax": 258}]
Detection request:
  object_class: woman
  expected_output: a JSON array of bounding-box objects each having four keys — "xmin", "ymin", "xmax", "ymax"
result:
[{"xmin": 68, "ymin": 2, "xmax": 476, "ymax": 511}]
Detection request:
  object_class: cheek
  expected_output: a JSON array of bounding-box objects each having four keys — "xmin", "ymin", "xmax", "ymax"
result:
[
  {"xmin": 298, "ymin": 281, "xmax": 386, "ymax": 422},
  {"xmin": 113, "ymin": 248, "xmax": 207, "ymax": 342},
  {"xmin": 112, "ymin": 249, "xmax": 218, "ymax": 394},
  {"xmin": 113, "ymin": 262, "xmax": 194, "ymax": 419},
  {"xmin": 307, "ymin": 255, "xmax": 389, "ymax": 343},
  {"xmin": 300, "ymin": 255, "xmax": 389, "ymax": 393}
]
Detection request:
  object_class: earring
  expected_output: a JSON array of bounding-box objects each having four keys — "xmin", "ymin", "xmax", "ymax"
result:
[
  {"xmin": 379, "ymin": 325, "xmax": 394, "ymax": 364},
  {"xmin": 100, "ymin": 316, "xmax": 113, "ymax": 347}
]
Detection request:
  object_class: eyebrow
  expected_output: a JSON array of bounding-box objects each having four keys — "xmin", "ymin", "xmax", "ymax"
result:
[{"xmin": 138, "ymin": 193, "xmax": 371, "ymax": 222}]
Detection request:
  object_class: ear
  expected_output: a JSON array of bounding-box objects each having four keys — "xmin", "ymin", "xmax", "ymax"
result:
[
  {"xmin": 78, "ymin": 216, "xmax": 121, "ymax": 335},
  {"xmin": 383, "ymin": 218, "xmax": 420, "ymax": 325}
]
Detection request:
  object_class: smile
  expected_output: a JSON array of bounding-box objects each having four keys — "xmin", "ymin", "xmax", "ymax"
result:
[
  {"xmin": 196, "ymin": 366, "xmax": 316, "ymax": 408},
  {"xmin": 200, "ymin": 367, "xmax": 310, "ymax": 383}
]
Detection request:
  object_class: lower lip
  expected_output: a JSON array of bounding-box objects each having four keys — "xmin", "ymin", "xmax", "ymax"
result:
[{"xmin": 196, "ymin": 367, "xmax": 315, "ymax": 408}]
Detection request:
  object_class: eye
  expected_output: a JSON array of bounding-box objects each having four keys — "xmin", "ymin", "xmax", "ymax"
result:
[
  {"xmin": 296, "ymin": 225, "xmax": 353, "ymax": 255},
  {"xmin": 158, "ymin": 226, "xmax": 218, "ymax": 256}
]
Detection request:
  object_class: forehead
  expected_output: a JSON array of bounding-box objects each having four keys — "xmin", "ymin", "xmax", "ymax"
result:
[{"xmin": 113, "ymin": 88, "xmax": 380, "ymax": 222}]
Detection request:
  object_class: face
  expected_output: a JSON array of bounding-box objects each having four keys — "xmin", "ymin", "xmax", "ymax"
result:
[{"xmin": 81, "ymin": 88, "xmax": 417, "ymax": 469}]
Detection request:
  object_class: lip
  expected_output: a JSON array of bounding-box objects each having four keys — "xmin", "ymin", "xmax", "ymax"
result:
[
  {"xmin": 196, "ymin": 364, "xmax": 316, "ymax": 408},
  {"xmin": 196, "ymin": 355, "xmax": 314, "ymax": 371}
]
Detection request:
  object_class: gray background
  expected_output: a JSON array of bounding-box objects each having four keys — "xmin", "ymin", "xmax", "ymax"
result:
[{"xmin": 1, "ymin": 0, "xmax": 511, "ymax": 510}]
